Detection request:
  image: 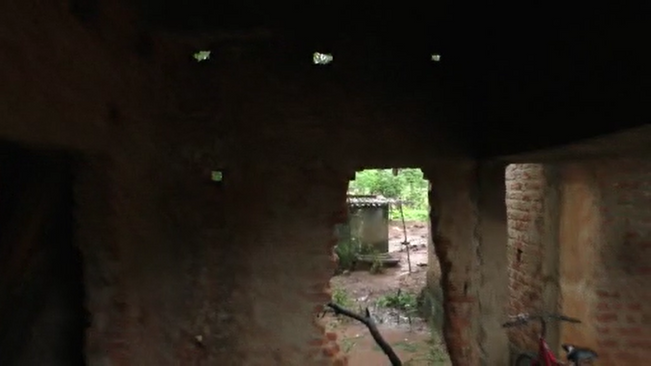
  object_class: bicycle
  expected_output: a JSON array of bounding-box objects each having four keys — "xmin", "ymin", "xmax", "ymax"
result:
[{"xmin": 502, "ymin": 312, "xmax": 599, "ymax": 365}]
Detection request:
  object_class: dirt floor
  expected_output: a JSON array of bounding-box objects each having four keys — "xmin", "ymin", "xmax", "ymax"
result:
[{"xmin": 324, "ymin": 221, "xmax": 451, "ymax": 365}]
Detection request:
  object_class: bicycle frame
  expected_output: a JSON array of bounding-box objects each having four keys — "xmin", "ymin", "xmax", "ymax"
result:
[
  {"xmin": 536, "ymin": 334, "xmax": 560, "ymax": 365},
  {"xmin": 504, "ymin": 313, "xmax": 584, "ymax": 366}
]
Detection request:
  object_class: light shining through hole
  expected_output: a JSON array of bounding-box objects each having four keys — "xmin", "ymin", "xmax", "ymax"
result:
[
  {"xmin": 193, "ymin": 50, "xmax": 211, "ymax": 62},
  {"xmin": 313, "ymin": 52, "xmax": 333, "ymax": 65}
]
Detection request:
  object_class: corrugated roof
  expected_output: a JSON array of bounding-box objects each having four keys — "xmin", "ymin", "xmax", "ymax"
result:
[{"xmin": 346, "ymin": 195, "xmax": 392, "ymax": 207}]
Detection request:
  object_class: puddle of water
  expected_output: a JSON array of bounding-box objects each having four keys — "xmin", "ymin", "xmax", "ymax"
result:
[
  {"xmin": 337, "ymin": 324, "xmax": 451, "ymax": 366},
  {"xmin": 368, "ymin": 305, "xmax": 417, "ymax": 329}
]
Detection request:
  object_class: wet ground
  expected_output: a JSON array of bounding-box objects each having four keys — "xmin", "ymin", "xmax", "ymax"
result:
[{"xmin": 324, "ymin": 221, "xmax": 451, "ymax": 365}]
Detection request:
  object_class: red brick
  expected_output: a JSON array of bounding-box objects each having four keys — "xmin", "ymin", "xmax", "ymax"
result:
[
  {"xmin": 596, "ymin": 290, "xmax": 620, "ymax": 299},
  {"xmin": 313, "ymin": 304, "xmax": 325, "ymax": 313},
  {"xmin": 304, "ymin": 291, "xmax": 331, "ymax": 303},
  {"xmin": 321, "ymin": 345, "xmax": 338, "ymax": 357},
  {"xmin": 308, "ymin": 338, "xmax": 325, "ymax": 346},
  {"xmin": 611, "ymin": 350, "xmax": 642, "ymax": 363},
  {"xmin": 637, "ymin": 266, "xmax": 651, "ymax": 275},
  {"xmin": 595, "ymin": 313, "xmax": 618, "ymax": 323},
  {"xmin": 625, "ymin": 314, "xmax": 638, "ymax": 323},
  {"xmin": 595, "ymin": 326, "xmax": 611, "ymax": 335},
  {"xmin": 597, "ymin": 339, "xmax": 618, "ymax": 348},
  {"xmin": 618, "ymin": 327, "xmax": 644, "ymax": 336},
  {"xmin": 595, "ymin": 302, "xmax": 611, "ymax": 311},
  {"xmin": 628, "ymin": 339, "xmax": 651, "ymax": 349},
  {"xmin": 628, "ymin": 303, "xmax": 643, "ymax": 311}
]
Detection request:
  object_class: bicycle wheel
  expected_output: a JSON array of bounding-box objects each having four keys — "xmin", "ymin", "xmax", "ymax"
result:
[{"xmin": 514, "ymin": 352, "xmax": 538, "ymax": 366}]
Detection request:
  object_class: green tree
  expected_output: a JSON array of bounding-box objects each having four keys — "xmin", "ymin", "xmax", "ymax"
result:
[{"xmin": 348, "ymin": 168, "xmax": 429, "ymax": 220}]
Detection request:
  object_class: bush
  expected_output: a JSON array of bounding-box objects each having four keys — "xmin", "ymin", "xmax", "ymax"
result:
[
  {"xmin": 334, "ymin": 236, "xmax": 359, "ymax": 272},
  {"xmin": 331, "ymin": 286, "xmax": 353, "ymax": 308},
  {"xmin": 377, "ymin": 290, "xmax": 418, "ymax": 315},
  {"xmin": 416, "ymin": 284, "xmax": 445, "ymax": 333},
  {"xmin": 348, "ymin": 168, "xmax": 429, "ymax": 221},
  {"xmin": 389, "ymin": 206, "xmax": 429, "ymax": 221},
  {"xmin": 334, "ymin": 236, "xmax": 383, "ymax": 273}
]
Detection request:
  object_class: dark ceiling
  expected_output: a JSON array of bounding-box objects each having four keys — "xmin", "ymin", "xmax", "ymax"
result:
[{"xmin": 138, "ymin": 0, "xmax": 649, "ymax": 158}]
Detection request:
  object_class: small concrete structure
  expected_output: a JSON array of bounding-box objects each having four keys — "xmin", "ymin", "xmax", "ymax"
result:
[{"xmin": 346, "ymin": 195, "xmax": 391, "ymax": 253}]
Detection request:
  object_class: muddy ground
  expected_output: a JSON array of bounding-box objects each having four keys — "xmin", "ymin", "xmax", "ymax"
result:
[{"xmin": 323, "ymin": 221, "xmax": 450, "ymax": 365}]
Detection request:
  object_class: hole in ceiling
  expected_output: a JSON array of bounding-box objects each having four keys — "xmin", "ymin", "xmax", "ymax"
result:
[
  {"xmin": 313, "ymin": 52, "xmax": 333, "ymax": 65},
  {"xmin": 193, "ymin": 50, "xmax": 211, "ymax": 62},
  {"xmin": 211, "ymin": 170, "xmax": 223, "ymax": 182}
]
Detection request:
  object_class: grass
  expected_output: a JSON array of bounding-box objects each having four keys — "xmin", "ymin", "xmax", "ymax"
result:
[
  {"xmin": 340, "ymin": 336, "xmax": 359, "ymax": 354},
  {"xmin": 369, "ymin": 251, "xmax": 385, "ymax": 274},
  {"xmin": 331, "ymin": 286, "xmax": 451, "ymax": 365},
  {"xmin": 371, "ymin": 337, "xmax": 450, "ymax": 365},
  {"xmin": 416, "ymin": 285, "xmax": 445, "ymax": 335},
  {"xmin": 334, "ymin": 233, "xmax": 386, "ymax": 275},
  {"xmin": 389, "ymin": 206, "xmax": 429, "ymax": 221},
  {"xmin": 331, "ymin": 286, "xmax": 354, "ymax": 309},
  {"xmin": 377, "ymin": 290, "xmax": 418, "ymax": 314},
  {"xmin": 333, "ymin": 236, "xmax": 359, "ymax": 272},
  {"xmin": 401, "ymin": 337, "xmax": 451, "ymax": 365},
  {"xmin": 393, "ymin": 340, "xmax": 420, "ymax": 353}
]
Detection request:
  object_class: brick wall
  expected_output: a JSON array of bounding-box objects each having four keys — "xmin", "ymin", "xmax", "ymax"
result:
[
  {"xmin": 426, "ymin": 162, "xmax": 511, "ymax": 365},
  {"xmin": 507, "ymin": 160, "xmax": 651, "ymax": 364},
  {"xmin": 7, "ymin": 1, "xmax": 645, "ymax": 365},
  {"xmin": 212, "ymin": 163, "xmax": 352, "ymax": 365},
  {"xmin": 0, "ymin": 1, "xmax": 457, "ymax": 364},
  {"xmin": 588, "ymin": 159, "xmax": 651, "ymax": 364},
  {"xmin": 505, "ymin": 164, "xmax": 547, "ymax": 351}
]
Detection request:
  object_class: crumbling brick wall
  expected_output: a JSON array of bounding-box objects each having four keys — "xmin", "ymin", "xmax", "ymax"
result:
[
  {"xmin": 507, "ymin": 160, "xmax": 651, "ymax": 364},
  {"xmin": 5, "ymin": 1, "xmax": 609, "ymax": 365},
  {"xmin": 426, "ymin": 162, "xmax": 511, "ymax": 366},
  {"xmin": 0, "ymin": 2, "xmax": 462, "ymax": 365},
  {"xmin": 505, "ymin": 164, "xmax": 547, "ymax": 351},
  {"xmin": 583, "ymin": 159, "xmax": 651, "ymax": 364}
]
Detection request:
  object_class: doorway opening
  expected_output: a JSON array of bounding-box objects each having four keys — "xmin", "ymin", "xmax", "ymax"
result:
[
  {"xmin": 0, "ymin": 141, "xmax": 87, "ymax": 365},
  {"xmin": 325, "ymin": 168, "xmax": 451, "ymax": 365}
]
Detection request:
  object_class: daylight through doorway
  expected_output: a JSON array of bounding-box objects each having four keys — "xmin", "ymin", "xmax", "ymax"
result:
[{"xmin": 325, "ymin": 168, "xmax": 451, "ymax": 365}]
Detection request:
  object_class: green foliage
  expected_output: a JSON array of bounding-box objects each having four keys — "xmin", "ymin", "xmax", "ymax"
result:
[
  {"xmin": 389, "ymin": 206, "xmax": 429, "ymax": 221},
  {"xmin": 334, "ymin": 235, "xmax": 385, "ymax": 274},
  {"xmin": 339, "ymin": 336, "xmax": 358, "ymax": 354},
  {"xmin": 417, "ymin": 285, "xmax": 445, "ymax": 333},
  {"xmin": 334, "ymin": 235, "xmax": 358, "ymax": 272},
  {"xmin": 348, "ymin": 168, "xmax": 429, "ymax": 221},
  {"xmin": 331, "ymin": 286, "xmax": 353, "ymax": 309},
  {"xmin": 377, "ymin": 290, "xmax": 418, "ymax": 315},
  {"xmin": 369, "ymin": 252, "xmax": 384, "ymax": 274},
  {"xmin": 401, "ymin": 337, "xmax": 450, "ymax": 365},
  {"xmin": 334, "ymin": 220, "xmax": 384, "ymax": 273},
  {"xmin": 193, "ymin": 50, "xmax": 211, "ymax": 61}
]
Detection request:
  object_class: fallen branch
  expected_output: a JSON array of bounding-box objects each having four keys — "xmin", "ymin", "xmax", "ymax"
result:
[
  {"xmin": 326, "ymin": 302, "xmax": 402, "ymax": 366},
  {"xmin": 398, "ymin": 200, "xmax": 412, "ymax": 274}
]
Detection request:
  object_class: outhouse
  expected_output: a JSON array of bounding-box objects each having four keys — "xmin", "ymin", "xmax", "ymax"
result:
[{"xmin": 345, "ymin": 195, "xmax": 390, "ymax": 253}]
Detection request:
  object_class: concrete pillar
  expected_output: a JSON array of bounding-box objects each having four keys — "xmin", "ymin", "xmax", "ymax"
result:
[
  {"xmin": 540, "ymin": 165, "xmax": 562, "ymax": 352},
  {"xmin": 424, "ymin": 160, "xmax": 509, "ymax": 365},
  {"xmin": 425, "ymin": 160, "xmax": 479, "ymax": 365},
  {"xmin": 558, "ymin": 163, "xmax": 600, "ymax": 354},
  {"xmin": 477, "ymin": 162, "xmax": 510, "ymax": 365}
]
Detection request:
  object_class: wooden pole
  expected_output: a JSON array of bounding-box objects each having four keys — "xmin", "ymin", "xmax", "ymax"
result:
[{"xmin": 398, "ymin": 200, "xmax": 412, "ymax": 274}]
